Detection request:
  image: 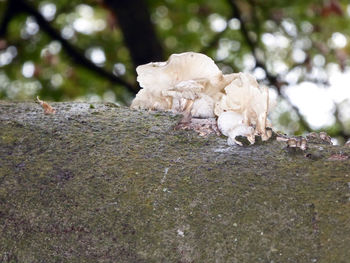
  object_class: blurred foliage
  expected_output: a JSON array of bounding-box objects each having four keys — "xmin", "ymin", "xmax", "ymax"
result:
[{"xmin": 1, "ymin": 0, "xmax": 350, "ymax": 141}]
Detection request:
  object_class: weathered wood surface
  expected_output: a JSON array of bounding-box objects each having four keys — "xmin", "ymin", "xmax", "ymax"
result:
[{"xmin": 0, "ymin": 101, "xmax": 350, "ymax": 262}]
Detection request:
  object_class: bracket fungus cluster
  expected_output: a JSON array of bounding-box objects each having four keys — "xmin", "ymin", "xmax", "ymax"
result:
[{"xmin": 131, "ymin": 52, "xmax": 272, "ymax": 146}]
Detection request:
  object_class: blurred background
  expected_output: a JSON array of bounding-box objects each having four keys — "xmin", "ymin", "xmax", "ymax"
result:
[{"xmin": 1, "ymin": 0, "xmax": 350, "ymax": 143}]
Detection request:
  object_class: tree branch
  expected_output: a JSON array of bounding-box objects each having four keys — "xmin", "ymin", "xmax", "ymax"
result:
[
  {"xmin": 12, "ymin": 0, "xmax": 138, "ymax": 94},
  {"xmin": 226, "ymin": 0, "xmax": 256, "ymax": 54},
  {"xmin": 200, "ymin": 29, "xmax": 228, "ymax": 54},
  {"xmin": 104, "ymin": 0, "xmax": 164, "ymax": 68},
  {"xmin": 0, "ymin": 0, "xmax": 18, "ymax": 38},
  {"xmin": 226, "ymin": 0, "xmax": 314, "ymax": 132}
]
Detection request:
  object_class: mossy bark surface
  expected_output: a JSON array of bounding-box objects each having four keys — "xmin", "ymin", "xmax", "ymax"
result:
[{"xmin": 1, "ymin": 101, "xmax": 350, "ymax": 262}]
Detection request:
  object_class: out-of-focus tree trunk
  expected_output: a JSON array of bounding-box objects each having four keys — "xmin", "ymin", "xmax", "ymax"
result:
[{"xmin": 104, "ymin": 0, "xmax": 164, "ymax": 68}]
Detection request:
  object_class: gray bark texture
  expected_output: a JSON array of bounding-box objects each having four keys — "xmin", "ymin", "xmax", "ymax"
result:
[{"xmin": 1, "ymin": 101, "xmax": 350, "ymax": 262}]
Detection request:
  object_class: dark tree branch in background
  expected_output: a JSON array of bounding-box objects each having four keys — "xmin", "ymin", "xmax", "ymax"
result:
[
  {"xmin": 227, "ymin": 0, "xmax": 279, "ymax": 91},
  {"xmin": 227, "ymin": 0, "xmax": 350, "ymax": 139},
  {"xmin": 20, "ymin": 0, "xmax": 137, "ymax": 94},
  {"xmin": 201, "ymin": 29, "xmax": 228, "ymax": 54},
  {"xmin": 104, "ymin": 0, "xmax": 164, "ymax": 68},
  {"xmin": 200, "ymin": 10, "xmax": 235, "ymax": 54},
  {"xmin": 226, "ymin": 0, "xmax": 313, "ymax": 132},
  {"xmin": 246, "ymin": 0, "xmax": 261, "ymax": 42},
  {"xmin": 1, "ymin": 0, "xmax": 137, "ymax": 95},
  {"xmin": 0, "ymin": 0, "xmax": 18, "ymax": 38},
  {"xmin": 227, "ymin": 0, "xmax": 256, "ymax": 53}
]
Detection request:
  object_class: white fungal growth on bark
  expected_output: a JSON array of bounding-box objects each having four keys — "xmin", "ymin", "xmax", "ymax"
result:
[
  {"xmin": 131, "ymin": 52, "xmax": 223, "ymax": 116},
  {"xmin": 130, "ymin": 52, "xmax": 272, "ymax": 145},
  {"xmin": 217, "ymin": 111, "xmax": 255, "ymax": 146},
  {"xmin": 215, "ymin": 72, "xmax": 270, "ymax": 141}
]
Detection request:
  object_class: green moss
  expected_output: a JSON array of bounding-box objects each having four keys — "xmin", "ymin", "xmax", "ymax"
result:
[
  {"xmin": 0, "ymin": 101, "xmax": 350, "ymax": 262},
  {"xmin": 1, "ymin": 134, "xmax": 17, "ymax": 144},
  {"xmin": 105, "ymin": 102, "xmax": 120, "ymax": 108}
]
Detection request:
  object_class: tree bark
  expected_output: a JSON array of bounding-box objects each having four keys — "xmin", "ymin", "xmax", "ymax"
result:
[
  {"xmin": 104, "ymin": 0, "xmax": 164, "ymax": 67},
  {"xmin": 0, "ymin": 101, "xmax": 350, "ymax": 262}
]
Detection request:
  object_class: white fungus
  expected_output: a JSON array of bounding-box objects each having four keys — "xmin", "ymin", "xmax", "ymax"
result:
[
  {"xmin": 217, "ymin": 111, "xmax": 255, "ymax": 146},
  {"xmin": 131, "ymin": 52, "xmax": 272, "ymax": 145}
]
